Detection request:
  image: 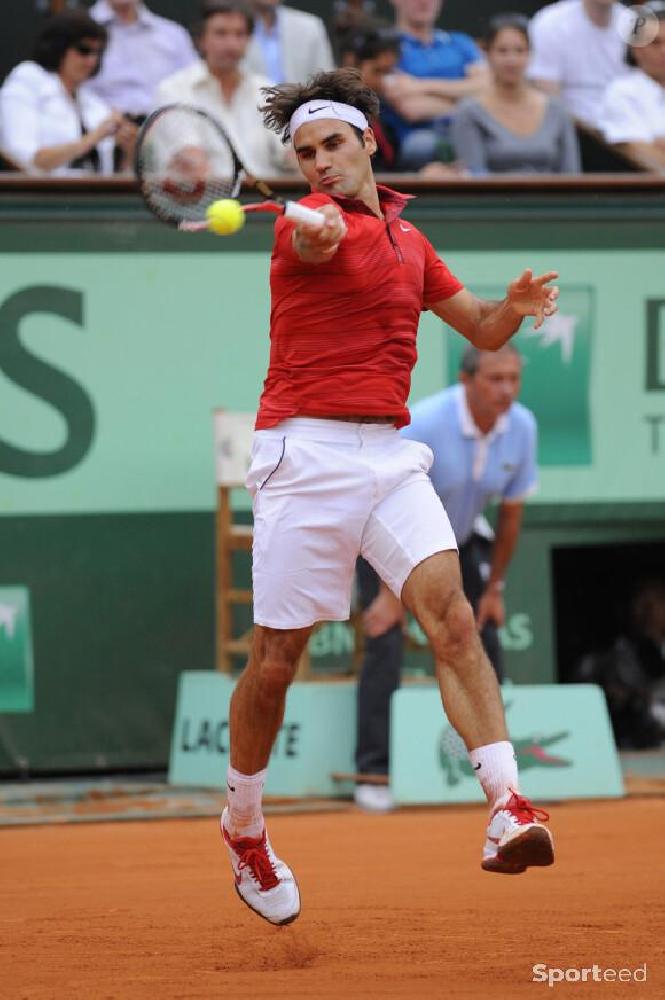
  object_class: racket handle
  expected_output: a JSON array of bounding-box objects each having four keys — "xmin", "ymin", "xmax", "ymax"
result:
[{"xmin": 282, "ymin": 201, "xmax": 325, "ymax": 228}]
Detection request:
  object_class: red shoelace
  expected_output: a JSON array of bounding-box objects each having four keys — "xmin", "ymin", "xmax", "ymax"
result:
[
  {"xmin": 505, "ymin": 790, "xmax": 550, "ymax": 825},
  {"xmin": 233, "ymin": 835, "xmax": 280, "ymax": 891}
]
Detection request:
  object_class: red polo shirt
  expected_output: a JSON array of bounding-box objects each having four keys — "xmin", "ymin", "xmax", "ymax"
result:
[{"xmin": 255, "ymin": 185, "xmax": 463, "ymax": 429}]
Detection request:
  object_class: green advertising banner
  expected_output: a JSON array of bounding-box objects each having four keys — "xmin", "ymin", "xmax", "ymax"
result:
[
  {"xmin": 169, "ymin": 672, "xmax": 356, "ymax": 795},
  {"xmin": 0, "ymin": 586, "xmax": 34, "ymax": 713},
  {"xmin": 1, "ymin": 249, "xmax": 664, "ymax": 516},
  {"xmin": 391, "ymin": 684, "xmax": 624, "ymax": 804},
  {"xmin": 168, "ymin": 672, "xmax": 623, "ymax": 802},
  {"xmin": 446, "ymin": 285, "xmax": 593, "ymax": 466}
]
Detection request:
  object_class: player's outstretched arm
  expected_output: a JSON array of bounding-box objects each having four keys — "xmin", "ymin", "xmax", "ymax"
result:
[
  {"xmin": 292, "ymin": 203, "xmax": 347, "ymax": 264},
  {"xmin": 431, "ymin": 269, "xmax": 559, "ymax": 349}
]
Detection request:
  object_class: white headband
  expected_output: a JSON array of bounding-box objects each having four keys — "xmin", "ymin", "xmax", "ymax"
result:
[{"xmin": 289, "ymin": 101, "xmax": 369, "ymax": 144}]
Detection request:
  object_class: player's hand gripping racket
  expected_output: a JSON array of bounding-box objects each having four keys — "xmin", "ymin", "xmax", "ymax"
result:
[{"xmin": 134, "ymin": 103, "xmax": 324, "ymax": 234}]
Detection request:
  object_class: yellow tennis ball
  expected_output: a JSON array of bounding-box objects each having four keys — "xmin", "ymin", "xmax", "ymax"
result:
[{"xmin": 206, "ymin": 199, "xmax": 245, "ymax": 236}]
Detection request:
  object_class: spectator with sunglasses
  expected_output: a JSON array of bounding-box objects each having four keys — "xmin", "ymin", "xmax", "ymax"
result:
[{"xmin": 0, "ymin": 9, "xmax": 136, "ymax": 175}]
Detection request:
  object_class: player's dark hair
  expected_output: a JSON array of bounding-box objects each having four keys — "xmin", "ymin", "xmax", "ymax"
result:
[
  {"xmin": 196, "ymin": 0, "xmax": 254, "ymax": 37},
  {"xmin": 260, "ymin": 68, "xmax": 380, "ymax": 144},
  {"xmin": 485, "ymin": 13, "xmax": 530, "ymax": 49},
  {"xmin": 33, "ymin": 10, "xmax": 107, "ymax": 76},
  {"xmin": 460, "ymin": 343, "xmax": 522, "ymax": 376}
]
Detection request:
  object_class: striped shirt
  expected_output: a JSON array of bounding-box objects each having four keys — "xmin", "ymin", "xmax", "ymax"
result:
[{"xmin": 256, "ymin": 185, "xmax": 463, "ymax": 429}]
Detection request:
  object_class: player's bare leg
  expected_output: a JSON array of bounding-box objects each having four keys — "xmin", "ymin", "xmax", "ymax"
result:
[
  {"xmin": 230, "ymin": 625, "xmax": 312, "ymax": 777},
  {"xmin": 402, "ymin": 551, "xmax": 554, "ymax": 874},
  {"xmin": 221, "ymin": 624, "xmax": 312, "ymax": 925}
]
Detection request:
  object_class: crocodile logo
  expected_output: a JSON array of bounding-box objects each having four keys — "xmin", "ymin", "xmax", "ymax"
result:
[{"xmin": 438, "ymin": 706, "xmax": 572, "ymax": 787}]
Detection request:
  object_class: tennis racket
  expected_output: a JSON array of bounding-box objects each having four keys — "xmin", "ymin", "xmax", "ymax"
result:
[{"xmin": 134, "ymin": 103, "xmax": 324, "ymax": 233}]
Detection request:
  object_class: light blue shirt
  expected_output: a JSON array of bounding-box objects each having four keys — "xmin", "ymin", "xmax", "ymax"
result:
[
  {"xmin": 253, "ymin": 9, "xmax": 285, "ymax": 84},
  {"xmin": 382, "ymin": 30, "xmax": 483, "ymax": 143},
  {"xmin": 88, "ymin": 1, "xmax": 199, "ymax": 115},
  {"xmin": 401, "ymin": 385, "xmax": 537, "ymax": 545}
]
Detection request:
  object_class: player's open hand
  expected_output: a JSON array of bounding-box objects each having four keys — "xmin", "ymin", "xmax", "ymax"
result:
[{"xmin": 507, "ymin": 269, "xmax": 559, "ymax": 330}]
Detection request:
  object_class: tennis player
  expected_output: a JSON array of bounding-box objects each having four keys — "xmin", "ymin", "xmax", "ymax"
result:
[{"xmin": 222, "ymin": 68, "xmax": 557, "ymax": 926}]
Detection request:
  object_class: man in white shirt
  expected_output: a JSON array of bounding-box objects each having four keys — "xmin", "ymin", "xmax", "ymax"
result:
[
  {"xmin": 528, "ymin": 0, "xmax": 632, "ymax": 127},
  {"xmin": 244, "ymin": 1, "xmax": 335, "ymax": 84},
  {"xmin": 156, "ymin": 0, "xmax": 288, "ymax": 177},
  {"xmin": 599, "ymin": 2, "xmax": 665, "ymax": 170},
  {"xmin": 88, "ymin": 1, "xmax": 198, "ymax": 118}
]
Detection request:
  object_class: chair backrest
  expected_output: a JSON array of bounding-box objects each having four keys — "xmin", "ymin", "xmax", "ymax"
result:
[{"xmin": 213, "ymin": 409, "xmax": 255, "ymax": 487}]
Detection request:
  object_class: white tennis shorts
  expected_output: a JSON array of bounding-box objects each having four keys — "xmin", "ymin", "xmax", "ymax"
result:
[{"xmin": 246, "ymin": 418, "xmax": 457, "ymax": 629}]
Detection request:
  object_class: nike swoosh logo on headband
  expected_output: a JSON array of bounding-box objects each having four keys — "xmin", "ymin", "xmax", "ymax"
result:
[{"xmin": 309, "ymin": 105, "xmax": 332, "ymax": 114}]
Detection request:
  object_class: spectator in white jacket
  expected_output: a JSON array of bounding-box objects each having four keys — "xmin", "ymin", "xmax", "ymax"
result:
[
  {"xmin": 156, "ymin": 1, "xmax": 288, "ymax": 177},
  {"xmin": 244, "ymin": 0, "xmax": 335, "ymax": 83},
  {"xmin": 0, "ymin": 9, "xmax": 136, "ymax": 175},
  {"xmin": 599, "ymin": 1, "xmax": 665, "ymax": 171}
]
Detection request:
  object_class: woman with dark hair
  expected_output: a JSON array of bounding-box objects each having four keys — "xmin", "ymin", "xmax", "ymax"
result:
[
  {"xmin": 0, "ymin": 9, "xmax": 136, "ymax": 174},
  {"xmin": 451, "ymin": 14, "xmax": 580, "ymax": 174}
]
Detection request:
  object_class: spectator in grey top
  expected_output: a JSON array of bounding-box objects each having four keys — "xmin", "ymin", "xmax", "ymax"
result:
[{"xmin": 452, "ymin": 15, "xmax": 580, "ymax": 174}]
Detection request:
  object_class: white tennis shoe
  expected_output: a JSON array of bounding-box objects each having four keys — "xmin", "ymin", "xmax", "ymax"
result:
[
  {"xmin": 354, "ymin": 783, "xmax": 395, "ymax": 813},
  {"xmin": 482, "ymin": 790, "xmax": 554, "ymax": 874},
  {"xmin": 220, "ymin": 807, "xmax": 301, "ymax": 925}
]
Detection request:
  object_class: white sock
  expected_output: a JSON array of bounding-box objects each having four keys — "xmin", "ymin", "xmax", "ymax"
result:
[
  {"xmin": 225, "ymin": 765, "xmax": 267, "ymax": 839},
  {"xmin": 468, "ymin": 741, "xmax": 518, "ymax": 810}
]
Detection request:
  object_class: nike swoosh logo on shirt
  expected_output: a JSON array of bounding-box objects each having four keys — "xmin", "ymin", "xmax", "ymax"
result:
[{"xmin": 399, "ymin": 224, "xmax": 412, "ymax": 232}]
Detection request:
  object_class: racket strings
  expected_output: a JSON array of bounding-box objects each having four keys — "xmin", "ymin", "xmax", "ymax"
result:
[{"xmin": 136, "ymin": 106, "xmax": 242, "ymax": 225}]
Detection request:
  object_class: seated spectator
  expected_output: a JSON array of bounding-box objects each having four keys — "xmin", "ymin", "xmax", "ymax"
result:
[
  {"xmin": 332, "ymin": 1, "xmax": 388, "ymax": 62},
  {"xmin": 573, "ymin": 579, "xmax": 665, "ymax": 749},
  {"xmin": 87, "ymin": 1, "xmax": 199, "ymax": 121},
  {"xmin": 528, "ymin": 0, "xmax": 632, "ymax": 129},
  {"xmin": 380, "ymin": 0, "xmax": 487, "ymax": 170},
  {"xmin": 243, "ymin": 0, "xmax": 334, "ymax": 84},
  {"xmin": 156, "ymin": 1, "xmax": 289, "ymax": 177},
  {"xmin": 339, "ymin": 29, "xmax": 402, "ymax": 170},
  {"xmin": 598, "ymin": 1, "xmax": 665, "ymax": 171},
  {"xmin": 452, "ymin": 15, "xmax": 580, "ymax": 174},
  {"xmin": 0, "ymin": 9, "xmax": 136, "ymax": 175},
  {"xmin": 334, "ymin": 0, "xmax": 382, "ymax": 36}
]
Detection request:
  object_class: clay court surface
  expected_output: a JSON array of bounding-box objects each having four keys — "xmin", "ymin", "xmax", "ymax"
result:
[{"xmin": 3, "ymin": 798, "xmax": 663, "ymax": 999}]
